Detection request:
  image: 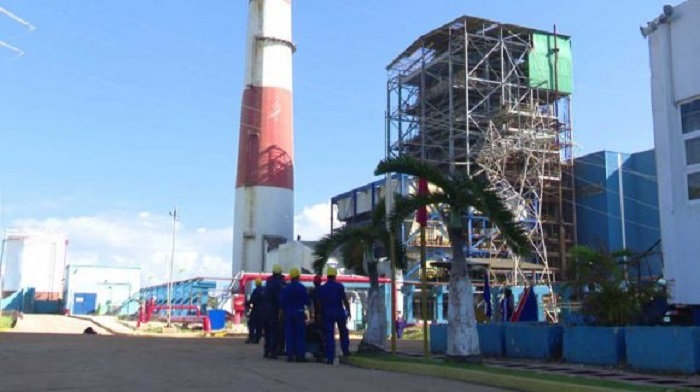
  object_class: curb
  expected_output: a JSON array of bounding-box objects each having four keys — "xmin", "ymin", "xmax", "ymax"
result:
[
  {"xmin": 347, "ymin": 357, "xmax": 636, "ymax": 392},
  {"xmin": 67, "ymin": 315, "xmax": 124, "ymax": 336}
]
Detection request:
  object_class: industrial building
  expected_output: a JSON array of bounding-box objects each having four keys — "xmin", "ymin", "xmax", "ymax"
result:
[
  {"xmin": 574, "ymin": 150, "xmax": 661, "ymax": 278},
  {"xmin": 63, "ymin": 265, "xmax": 140, "ymax": 316},
  {"xmin": 643, "ymin": 0, "xmax": 700, "ymax": 307},
  {"xmin": 1, "ymin": 231, "xmax": 68, "ymax": 313},
  {"xmin": 327, "ymin": 15, "xmax": 576, "ymax": 324},
  {"xmin": 385, "ymin": 15, "xmax": 575, "ymax": 285}
]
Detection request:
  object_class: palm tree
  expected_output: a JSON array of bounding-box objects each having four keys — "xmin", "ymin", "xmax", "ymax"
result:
[
  {"xmin": 375, "ymin": 155, "xmax": 530, "ymax": 359},
  {"xmin": 313, "ymin": 197, "xmax": 405, "ymax": 351}
]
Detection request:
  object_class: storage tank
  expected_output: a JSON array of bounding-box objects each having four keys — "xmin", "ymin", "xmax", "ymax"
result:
[{"xmin": 1, "ymin": 231, "xmax": 68, "ymax": 298}]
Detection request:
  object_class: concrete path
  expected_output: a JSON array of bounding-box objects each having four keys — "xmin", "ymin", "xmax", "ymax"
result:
[
  {"xmin": 0, "ymin": 333, "xmax": 505, "ymax": 392},
  {"xmin": 11, "ymin": 314, "xmax": 110, "ymax": 335}
]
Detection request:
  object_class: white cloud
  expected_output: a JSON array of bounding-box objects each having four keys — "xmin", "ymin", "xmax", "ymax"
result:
[
  {"xmin": 6, "ymin": 202, "xmax": 337, "ymax": 287},
  {"xmin": 294, "ymin": 202, "xmax": 341, "ymax": 241},
  {"xmin": 10, "ymin": 212, "xmax": 233, "ymax": 286}
]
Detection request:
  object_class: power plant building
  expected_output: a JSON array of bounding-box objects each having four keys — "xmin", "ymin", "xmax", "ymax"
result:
[
  {"xmin": 384, "ymin": 16, "xmax": 575, "ymax": 282},
  {"xmin": 574, "ymin": 150, "xmax": 661, "ymax": 278},
  {"xmin": 643, "ymin": 0, "xmax": 700, "ymax": 306}
]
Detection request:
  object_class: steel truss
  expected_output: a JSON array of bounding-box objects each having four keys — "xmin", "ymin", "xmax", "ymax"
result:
[{"xmin": 386, "ymin": 17, "xmax": 575, "ymax": 304}]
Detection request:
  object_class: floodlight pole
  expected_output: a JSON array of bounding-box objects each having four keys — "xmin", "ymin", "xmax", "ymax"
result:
[{"xmin": 167, "ymin": 207, "xmax": 178, "ymax": 328}]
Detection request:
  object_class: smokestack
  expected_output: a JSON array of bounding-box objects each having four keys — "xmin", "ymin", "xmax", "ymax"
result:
[{"xmin": 233, "ymin": 0, "xmax": 295, "ymax": 275}]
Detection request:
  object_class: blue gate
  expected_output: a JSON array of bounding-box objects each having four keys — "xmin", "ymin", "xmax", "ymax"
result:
[{"xmin": 72, "ymin": 293, "xmax": 97, "ymax": 315}]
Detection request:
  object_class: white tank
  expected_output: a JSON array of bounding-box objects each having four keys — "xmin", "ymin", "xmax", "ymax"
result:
[{"xmin": 2, "ymin": 231, "xmax": 68, "ymax": 295}]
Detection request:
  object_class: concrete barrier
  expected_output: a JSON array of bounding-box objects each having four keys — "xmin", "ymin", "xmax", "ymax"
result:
[
  {"xmin": 477, "ymin": 323, "xmax": 505, "ymax": 357},
  {"xmin": 505, "ymin": 323, "xmax": 562, "ymax": 360},
  {"xmin": 626, "ymin": 327, "xmax": 700, "ymax": 374},
  {"xmin": 429, "ymin": 323, "xmax": 448, "ymax": 354},
  {"xmin": 563, "ymin": 327, "xmax": 625, "ymax": 366}
]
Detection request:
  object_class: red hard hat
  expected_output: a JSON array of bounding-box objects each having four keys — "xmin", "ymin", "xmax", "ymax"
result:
[{"xmin": 313, "ymin": 274, "xmax": 323, "ymax": 286}]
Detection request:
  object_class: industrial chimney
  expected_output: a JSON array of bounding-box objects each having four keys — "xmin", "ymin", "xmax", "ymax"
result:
[{"xmin": 233, "ymin": 0, "xmax": 295, "ymax": 275}]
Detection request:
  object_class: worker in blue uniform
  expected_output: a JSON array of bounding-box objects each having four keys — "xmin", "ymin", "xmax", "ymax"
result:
[
  {"xmin": 308, "ymin": 274, "xmax": 325, "ymax": 360},
  {"xmin": 279, "ymin": 267, "xmax": 313, "ymax": 362},
  {"xmin": 263, "ymin": 265, "xmax": 285, "ymax": 359},
  {"xmin": 245, "ymin": 278, "xmax": 265, "ymax": 344},
  {"xmin": 318, "ymin": 267, "xmax": 351, "ymax": 364}
]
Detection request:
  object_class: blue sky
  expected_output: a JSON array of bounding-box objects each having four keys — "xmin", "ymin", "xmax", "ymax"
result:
[{"xmin": 0, "ymin": 1, "xmax": 672, "ymax": 281}]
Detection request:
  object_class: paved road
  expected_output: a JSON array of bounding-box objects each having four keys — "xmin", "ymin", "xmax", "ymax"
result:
[
  {"xmin": 11, "ymin": 314, "xmax": 110, "ymax": 335},
  {"xmin": 0, "ymin": 333, "xmax": 505, "ymax": 392}
]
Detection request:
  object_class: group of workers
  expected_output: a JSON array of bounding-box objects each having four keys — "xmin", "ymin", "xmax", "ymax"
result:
[{"xmin": 245, "ymin": 265, "xmax": 351, "ymax": 364}]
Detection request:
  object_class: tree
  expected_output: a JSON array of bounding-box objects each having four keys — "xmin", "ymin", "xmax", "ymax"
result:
[
  {"xmin": 375, "ymin": 155, "xmax": 529, "ymax": 359},
  {"xmin": 313, "ymin": 197, "xmax": 405, "ymax": 351},
  {"xmin": 568, "ymin": 245, "xmax": 666, "ymax": 326}
]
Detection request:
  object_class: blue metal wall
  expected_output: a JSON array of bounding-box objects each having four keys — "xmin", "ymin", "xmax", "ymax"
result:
[{"xmin": 575, "ymin": 150, "xmax": 661, "ymax": 278}]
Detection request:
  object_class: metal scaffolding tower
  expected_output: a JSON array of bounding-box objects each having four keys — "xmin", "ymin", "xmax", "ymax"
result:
[{"xmin": 386, "ymin": 16, "xmax": 576, "ymax": 290}]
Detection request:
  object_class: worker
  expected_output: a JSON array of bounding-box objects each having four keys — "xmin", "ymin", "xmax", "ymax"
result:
[
  {"xmin": 263, "ymin": 264, "xmax": 286, "ymax": 359},
  {"xmin": 310, "ymin": 274, "xmax": 323, "ymax": 323},
  {"xmin": 318, "ymin": 267, "xmax": 351, "ymax": 364},
  {"xmin": 307, "ymin": 274, "xmax": 325, "ymax": 360},
  {"xmin": 245, "ymin": 278, "xmax": 265, "ymax": 344},
  {"xmin": 279, "ymin": 267, "xmax": 312, "ymax": 362}
]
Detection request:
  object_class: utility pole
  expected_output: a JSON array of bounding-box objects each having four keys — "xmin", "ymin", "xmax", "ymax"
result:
[{"xmin": 167, "ymin": 208, "xmax": 178, "ymax": 327}]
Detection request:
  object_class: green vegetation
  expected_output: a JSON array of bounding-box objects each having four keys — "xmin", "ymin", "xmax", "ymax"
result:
[
  {"xmin": 0, "ymin": 315, "xmax": 13, "ymax": 329},
  {"xmin": 350, "ymin": 354, "xmax": 685, "ymax": 392},
  {"xmin": 568, "ymin": 245, "xmax": 666, "ymax": 326}
]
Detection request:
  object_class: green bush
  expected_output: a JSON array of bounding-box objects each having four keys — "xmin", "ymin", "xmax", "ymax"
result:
[{"xmin": 567, "ymin": 245, "xmax": 665, "ymax": 327}]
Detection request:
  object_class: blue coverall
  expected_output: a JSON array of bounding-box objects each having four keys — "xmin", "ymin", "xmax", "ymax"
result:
[
  {"xmin": 318, "ymin": 279, "xmax": 350, "ymax": 363},
  {"xmin": 262, "ymin": 274, "xmax": 285, "ymax": 358},
  {"xmin": 279, "ymin": 279, "xmax": 310, "ymax": 361},
  {"xmin": 246, "ymin": 285, "xmax": 264, "ymax": 343}
]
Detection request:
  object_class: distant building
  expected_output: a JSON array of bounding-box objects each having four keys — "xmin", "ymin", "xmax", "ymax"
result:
[
  {"xmin": 574, "ymin": 150, "xmax": 661, "ymax": 278},
  {"xmin": 643, "ymin": 0, "xmax": 700, "ymax": 305},
  {"xmin": 63, "ymin": 265, "xmax": 140, "ymax": 316}
]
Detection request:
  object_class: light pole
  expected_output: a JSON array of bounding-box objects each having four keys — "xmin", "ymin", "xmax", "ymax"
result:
[
  {"xmin": 0, "ymin": 234, "xmax": 6, "ymax": 305},
  {"xmin": 167, "ymin": 207, "xmax": 178, "ymax": 327}
]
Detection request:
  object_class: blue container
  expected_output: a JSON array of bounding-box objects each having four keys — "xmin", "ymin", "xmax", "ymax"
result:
[
  {"xmin": 429, "ymin": 323, "xmax": 448, "ymax": 354},
  {"xmin": 478, "ymin": 323, "xmax": 505, "ymax": 357},
  {"xmin": 505, "ymin": 323, "xmax": 562, "ymax": 360},
  {"xmin": 208, "ymin": 310, "xmax": 227, "ymax": 331},
  {"xmin": 563, "ymin": 327, "xmax": 625, "ymax": 366},
  {"xmin": 626, "ymin": 327, "xmax": 700, "ymax": 374}
]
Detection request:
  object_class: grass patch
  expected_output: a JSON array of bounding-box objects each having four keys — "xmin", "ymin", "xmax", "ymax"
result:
[
  {"xmin": 400, "ymin": 327, "xmax": 427, "ymax": 340},
  {"xmin": 350, "ymin": 354, "xmax": 685, "ymax": 392},
  {"xmin": 0, "ymin": 316, "xmax": 13, "ymax": 329}
]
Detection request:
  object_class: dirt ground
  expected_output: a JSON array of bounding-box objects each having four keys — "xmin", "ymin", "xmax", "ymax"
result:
[
  {"xmin": 11, "ymin": 314, "xmax": 110, "ymax": 335},
  {"xmin": 0, "ymin": 332, "xmax": 505, "ymax": 392}
]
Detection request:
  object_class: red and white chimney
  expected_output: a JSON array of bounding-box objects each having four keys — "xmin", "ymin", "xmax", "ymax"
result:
[{"xmin": 233, "ymin": 0, "xmax": 295, "ymax": 275}]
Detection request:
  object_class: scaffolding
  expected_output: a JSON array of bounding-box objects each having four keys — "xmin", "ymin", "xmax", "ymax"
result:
[{"xmin": 386, "ymin": 16, "xmax": 576, "ymax": 296}]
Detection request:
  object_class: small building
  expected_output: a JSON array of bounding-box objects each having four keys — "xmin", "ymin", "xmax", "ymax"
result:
[
  {"xmin": 574, "ymin": 150, "xmax": 661, "ymax": 278},
  {"xmin": 263, "ymin": 240, "xmax": 318, "ymax": 274},
  {"xmin": 63, "ymin": 265, "xmax": 140, "ymax": 316}
]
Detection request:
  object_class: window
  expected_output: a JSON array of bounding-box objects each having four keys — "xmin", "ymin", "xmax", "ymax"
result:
[
  {"xmin": 681, "ymin": 99, "xmax": 700, "ymax": 134},
  {"xmin": 686, "ymin": 137, "xmax": 700, "ymax": 166},
  {"xmin": 689, "ymin": 172, "xmax": 700, "ymax": 201}
]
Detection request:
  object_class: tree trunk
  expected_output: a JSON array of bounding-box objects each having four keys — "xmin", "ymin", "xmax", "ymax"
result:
[
  {"xmin": 446, "ymin": 230, "xmax": 481, "ymax": 359},
  {"xmin": 359, "ymin": 262, "xmax": 387, "ymax": 352}
]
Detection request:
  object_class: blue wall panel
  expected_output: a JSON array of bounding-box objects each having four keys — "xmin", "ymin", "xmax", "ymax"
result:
[{"xmin": 575, "ymin": 150, "xmax": 661, "ymax": 279}]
